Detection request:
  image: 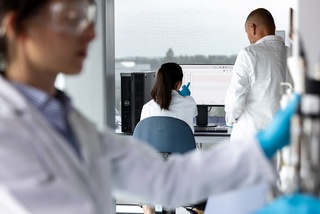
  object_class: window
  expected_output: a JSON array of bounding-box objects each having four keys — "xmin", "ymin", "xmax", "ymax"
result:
[{"xmin": 114, "ymin": 0, "xmax": 292, "ymax": 130}]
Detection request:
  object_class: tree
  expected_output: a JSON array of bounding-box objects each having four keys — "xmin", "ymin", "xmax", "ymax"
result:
[{"xmin": 164, "ymin": 48, "xmax": 175, "ymax": 62}]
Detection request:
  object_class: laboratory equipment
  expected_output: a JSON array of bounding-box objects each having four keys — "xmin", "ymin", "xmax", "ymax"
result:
[{"xmin": 276, "ymin": 0, "xmax": 320, "ymax": 198}]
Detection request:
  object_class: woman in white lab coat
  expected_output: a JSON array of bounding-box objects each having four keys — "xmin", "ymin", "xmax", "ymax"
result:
[
  {"xmin": 140, "ymin": 62, "xmax": 197, "ymax": 133},
  {"xmin": 140, "ymin": 62, "xmax": 201, "ymax": 214},
  {"xmin": 0, "ymin": 1, "xmax": 284, "ymax": 213}
]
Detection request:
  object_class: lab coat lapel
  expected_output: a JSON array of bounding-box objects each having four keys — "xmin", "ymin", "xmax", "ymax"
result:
[
  {"xmin": 68, "ymin": 110, "xmax": 98, "ymax": 164},
  {"xmin": 23, "ymin": 106, "xmax": 94, "ymax": 186},
  {"xmin": 68, "ymin": 109, "xmax": 107, "ymax": 183},
  {"xmin": 68, "ymin": 109, "xmax": 112, "ymax": 209},
  {"xmin": 0, "ymin": 75, "xmax": 94, "ymax": 197}
]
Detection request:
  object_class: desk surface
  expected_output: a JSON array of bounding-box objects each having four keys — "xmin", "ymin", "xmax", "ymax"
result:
[
  {"xmin": 117, "ymin": 116, "xmax": 231, "ymax": 140},
  {"xmin": 117, "ymin": 129, "xmax": 231, "ymax": 137},
  {"xmin": 117, "ymin": 130, "xmax": 230, "ymax": 145}
]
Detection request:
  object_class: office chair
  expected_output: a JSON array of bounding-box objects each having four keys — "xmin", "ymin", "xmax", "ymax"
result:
[
  {"xmin": 132, "ymin": 116, "xmax": 197, "ymax": 214},
  {"xmin": 133, "ymin": 116, "xmax": 196, "ymax": 155}
]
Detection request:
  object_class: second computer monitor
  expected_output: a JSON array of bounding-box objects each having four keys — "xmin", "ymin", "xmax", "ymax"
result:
[
  {"xmin": 180, "ymin": 64, "xmax": 233, "ymax": 106},
  {"xmin": 180, "ymin": 64, "xmax": 233, "ymax": 126}
]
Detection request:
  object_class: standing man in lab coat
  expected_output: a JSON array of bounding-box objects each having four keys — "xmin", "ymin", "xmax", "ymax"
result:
[{"xmin": 225, "ymin": 8, "xmax": 289, "ymax": 142}]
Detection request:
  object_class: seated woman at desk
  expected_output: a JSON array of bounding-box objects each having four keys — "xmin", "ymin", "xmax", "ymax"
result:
[
  {"xmin": 141, "ymin": 62, "xmax": 197, "ymax": 132},
  {"xmin": 141, "ymin": 62, "xmax": 205, "ymax": 214}
]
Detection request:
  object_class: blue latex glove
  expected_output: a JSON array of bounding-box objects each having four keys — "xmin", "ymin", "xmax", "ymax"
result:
[
  {"xmin": 254, "ymin": 194, "xmax": 320, "ymax": 214},
  {"xmin": 178, "ymin": 82, "xmax": 191, "ymax": 96},
  {"xmin": 257, "ymin": 94, "xmax": 300, "ymax": 158}
]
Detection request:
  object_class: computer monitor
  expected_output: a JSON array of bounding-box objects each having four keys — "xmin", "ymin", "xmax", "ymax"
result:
[{"xmin": 180, "ymin": 64, "xmax": 233, "ymax": 126}]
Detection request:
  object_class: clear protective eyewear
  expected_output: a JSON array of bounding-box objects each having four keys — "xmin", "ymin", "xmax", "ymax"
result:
[{"xmin": 42, "ymin": 1, "xmax": 97, "ymax": 35}]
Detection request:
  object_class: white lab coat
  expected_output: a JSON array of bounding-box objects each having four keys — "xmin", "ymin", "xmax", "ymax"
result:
[
  {"xmin": 0, "ymin": 75, "xmax": 276, "ymax": 214},
  {"xmin": 225, "ymin": 35, "xmax": 288, "ymax": 142},
  {"xmin": 140, "ymin": 90, "xmax": 197, "ymax": 132}
]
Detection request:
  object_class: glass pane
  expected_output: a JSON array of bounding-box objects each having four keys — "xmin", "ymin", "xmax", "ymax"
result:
[{"xmin": 115, "ymin": 0, "xmax": 292, "ymax": 130}]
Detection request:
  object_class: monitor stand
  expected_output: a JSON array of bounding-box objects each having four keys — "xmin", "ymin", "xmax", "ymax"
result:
[{"xmin": 196, "ymin": 105, "xmax": 208, "ymax": 126}]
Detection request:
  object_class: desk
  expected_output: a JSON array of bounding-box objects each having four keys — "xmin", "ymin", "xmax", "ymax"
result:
[{"xmin": 116, "ymin": 128, "xmax": 231, "ymax": 151}]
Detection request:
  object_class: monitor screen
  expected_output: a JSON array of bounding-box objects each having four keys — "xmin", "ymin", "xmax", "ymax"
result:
[{"xmin": 180, "ymin": 64, "xmax": 233, "ymax": 106}]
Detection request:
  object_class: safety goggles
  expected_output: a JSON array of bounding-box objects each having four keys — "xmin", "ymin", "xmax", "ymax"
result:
[{"xmin": 37, "ymin": 0, "xmax": 97, "ymax": 35}]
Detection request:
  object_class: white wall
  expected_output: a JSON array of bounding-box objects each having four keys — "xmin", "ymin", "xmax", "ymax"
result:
[
  {"xmin": 64, "ymin": 0, "xmax": 115, "ymax": 130},
  {"xmin": 298, "ymin": 0, "xmax": 320, "ymax": 76}
]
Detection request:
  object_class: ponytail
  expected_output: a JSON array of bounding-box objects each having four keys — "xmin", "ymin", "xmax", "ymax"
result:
[{"xmin": 151, "ymin": 62, "xmax": 183, "ymax": 110}]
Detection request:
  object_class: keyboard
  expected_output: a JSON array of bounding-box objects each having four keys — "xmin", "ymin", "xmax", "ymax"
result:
[{"xmin": 194, "ymin": 126, "xmax": 228, "ymax": 133}]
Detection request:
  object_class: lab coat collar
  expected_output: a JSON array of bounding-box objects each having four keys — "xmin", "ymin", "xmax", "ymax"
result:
[
  {"xmin": 255, "ymin": 35, "xmax": 284, "ymax": 44},
  {"xmin": 172, "ymin": 90, "xmax": 180, "ymax": 96}
]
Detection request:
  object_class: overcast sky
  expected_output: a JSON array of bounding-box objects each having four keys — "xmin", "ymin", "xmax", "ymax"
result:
[{"xmin": 114, "ymin": 0, "xmax": 294, "ymax": 58}]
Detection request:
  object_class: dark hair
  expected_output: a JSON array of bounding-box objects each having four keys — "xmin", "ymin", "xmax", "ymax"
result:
[
  {"xmin": 246, "ymin": 8, "xmax": 276, "ymax": 32},
  {"xmin": 151, "ymin": 62, "xmax": 183, "ymax": 110},
  {"xmin": 0, "ymin": 0, "xmax": 48, "ymax": 65}
]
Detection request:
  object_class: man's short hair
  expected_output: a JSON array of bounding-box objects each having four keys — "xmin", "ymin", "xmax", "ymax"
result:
[{"xmin": 246, "ymin": 8, "xmax": 276, "ymax": 31}]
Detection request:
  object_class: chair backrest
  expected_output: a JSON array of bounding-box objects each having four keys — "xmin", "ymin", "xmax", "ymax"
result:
[{"xmin": 132, "ymin": 116, "xmax": 196, "ymax": 154}]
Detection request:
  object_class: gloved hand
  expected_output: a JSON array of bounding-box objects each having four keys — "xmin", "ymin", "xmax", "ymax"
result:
[
  {"xmin": 257, "ymin": 94, "xmax": 300, "ymax": 158},
  {"xmin": 178, "ymin": 82, "xmax": 191, "ymax": 96},
  {"xmin": 254, "ymin": 194, "xmax": 320, "ymax": 214}
]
